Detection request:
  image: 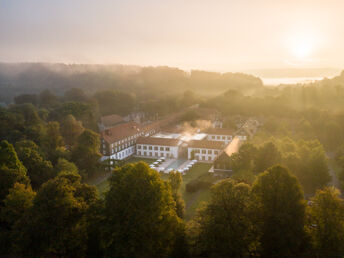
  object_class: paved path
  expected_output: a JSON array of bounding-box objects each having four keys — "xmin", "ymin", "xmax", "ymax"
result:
[{"xmin": 327, "ymin": 152, "xmax": 341, "ymax": 189}]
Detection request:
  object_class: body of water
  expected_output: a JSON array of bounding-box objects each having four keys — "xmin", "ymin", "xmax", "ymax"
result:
[{"xmin": 262, "ymin": 77, "xmax": 325, "ymax": 86}]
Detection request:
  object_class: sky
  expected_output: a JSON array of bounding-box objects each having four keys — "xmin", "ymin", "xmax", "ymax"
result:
[{"xmin": 1, "ymin": 0, "xmax": 344, "ymax": 72}]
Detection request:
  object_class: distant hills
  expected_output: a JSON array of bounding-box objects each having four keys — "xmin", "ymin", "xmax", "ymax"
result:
[{"xmin": 245, "ymin": 68, "xmax": 341, "ymax": 78}]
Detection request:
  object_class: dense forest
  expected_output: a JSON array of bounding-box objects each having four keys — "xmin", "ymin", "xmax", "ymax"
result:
[{"xmin": 1, "ymin": 64, "xmax": 344, "ymax": 256}]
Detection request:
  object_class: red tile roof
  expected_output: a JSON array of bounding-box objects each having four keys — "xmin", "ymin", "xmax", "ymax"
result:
[
  {"xmin": 100, "ymin": 114, "xmax": 124, "ymax": 127},
  {"xmin": 188, "ymin": 140, "xmax": 225, "ymax": 149},
  {"xmin": 101, "ymin": 122, "xmax": 141, "ymax": 143},
  {"xmin": 136, "ymin": 137, "xmax": 180, "ymax": 146}
]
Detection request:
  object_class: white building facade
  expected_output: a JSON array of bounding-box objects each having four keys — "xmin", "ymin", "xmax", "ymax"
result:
[
  {"xmin": 205, "ymin": 128, "xmax": 234, "ymax": 145},
  {"xmin": 187, "ymin": 140, "xmax": 225, "ymax": 162},
  {"xmin": 136, "ymin": 137, "xmax": 180, "ymax": 158}
]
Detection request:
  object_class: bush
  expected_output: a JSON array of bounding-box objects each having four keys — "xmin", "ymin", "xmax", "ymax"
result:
[{"xmin": 186, "ymin": 179, "xmax": 212, "ymax": 193}]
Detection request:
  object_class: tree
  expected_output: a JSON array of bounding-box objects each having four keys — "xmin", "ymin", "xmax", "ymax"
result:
[
  {"xmin": 0, "ymin": 183, "xmax": 35, "ymax": 255},
  {"xmin": 72, "ymin": 129, "xmax": 101, "ymax": 177},
  {"xmin": 101, "ymin": 162, "xmax": 183, "ymax": 257},
  {"xmin": 252, "ymin": 165, "xmax": 308, "ymax": 257},
  {"xmin": 0, "ymin": 141, "xmax": 29, "ymax": 201},
  {"xmin": 169, "ymin": 171, "xmax": 185, "ymax": 218},
  {"xmin": 64, "ymin": 88, "xmax": 88, "ymax": 102},
  {"xmin": 194, "ymin": 179, "xmax": 258, "ymax": 257},
  {"xmin": 13, "ymin": 172, "xmax": 97, "ymax": 257},
  {"xmin": 254, "ymin": 141, "xmax": 281, "ymax": 174},
  {"xmin": 15, "ymin": 140, "xmax": 55, "ymax": 189},
  {"xmin": 55, "ymin": 158, "xmax": 79, "ymax": 175},
  {"xmin": 44, "ymin": 121, "xmax": 64, "ymax": 150},
  {"xmin": 38, "ymin": 90, "xmax": 58, "ymax": 108},
  {"xmin": 307, "ymin": 187, "xmax": 344, "ymax": 257},
  {"xmin": 60, "ymin": 114, "xmax": 84, "ymax": 147}
]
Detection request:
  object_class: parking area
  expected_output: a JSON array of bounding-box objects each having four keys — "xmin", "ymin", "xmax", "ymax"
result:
[{"xmin": 149, "ymin": 158, "xmax": 199, "ymax": 174}]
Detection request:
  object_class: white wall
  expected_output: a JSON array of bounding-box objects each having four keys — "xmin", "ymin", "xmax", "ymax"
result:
[
  {"xmin": 136, "ymin": 144, "xmax": 179, "ymax": 158},
  {"xmin": 206, "ymin": 134, "xmax": 232, "ymax": 144},
  {"xmin": 187, "ymin": 147, "xmax": 220, "ymax": 162}
]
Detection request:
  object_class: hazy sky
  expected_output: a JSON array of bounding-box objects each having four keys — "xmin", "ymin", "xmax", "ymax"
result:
[{"xmin": 1, "ymin": 0, "xmax": 344, "ymax": 71}]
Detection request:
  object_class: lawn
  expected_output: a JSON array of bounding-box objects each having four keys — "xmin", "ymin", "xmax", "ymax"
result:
[{"xmin": 179, "ymin": 163, "xmax": 214, "ymax": 220}]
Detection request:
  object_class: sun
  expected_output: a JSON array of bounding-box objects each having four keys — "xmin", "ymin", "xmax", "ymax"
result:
[
  {"xmin": 292, "ymin": 41, "xmax": 312, "ymax": 59},
  {"xmin": 290, "ymin": 35, "xmax": 314, "ymax": 59},
  {"xmin": 286, "ymin": 32, "xmax": 320, "ymax": 61}
]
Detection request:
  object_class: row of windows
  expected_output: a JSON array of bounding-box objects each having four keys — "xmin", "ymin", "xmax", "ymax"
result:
[
  {"xmin": 209, "ymin": 135, "xmax": 232, "ymax": 140},
  {"xmin": 111, "ymin": 133, "xmax": 143, "ymax": 147},
  {"xmin": 115, "ymin": 147, "xmax": 135, "ymax": 159},
  {"xmin": 112, "ymin": 140, "xmax": 135, "ymax": 154},
  {"xmin": 137, "ymin": 145, "xmax": 170, "ymax": 151},
  {"xmin": 192, "ymin": 149, "xmax": 219, "ymax": 155},
  {"xmin": 194, "ymin": 155, "xmax": 214, "ymax": 161},
  {"xmin": 137, "ymin": 151, "xmax": 174, "ymax": 158}
]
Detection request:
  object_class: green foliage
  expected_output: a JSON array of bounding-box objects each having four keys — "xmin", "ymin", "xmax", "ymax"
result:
[
  {"xmin": 60, "ymin": 114, "xmax": 85, "ymax": 146},
  {"xmin": 55, "ymin": 158, "xmax": 79, "ymax": 175},
  {"xmin": 169, "ymin": 171, "xmax": 185, "ymax": 218},
  {"xmin": 193, "ymin": 179, "xmax": 258, "ymax": 257},
  {"xmin": 13, "ymin": 172, "xmax": 98, "ymax": 257},
  {"xmin": 0, "ymin": 183, "xmax": 35, "ymax": 255},
  {"xmin": 72, "ymin": 129, "xmax": 101, "ymax": 178},
  {"xmin": 252, "ymin": 165, "xmax": 308, "ymax": 257},
  {"xmin": 94, "ymin": 90, "xmax": 136, "ymax": 116},
  {"xmin": 0, "ymin": 141, "xmax": 29, "ymax": 201},
  {"xmin": 307, "ymin": 187, "xmax": 344, "ymax": 257},
  {"xmin": 254, "ymin": 141, "xmax": 282, "ymax": 173},
  {"xmin": 101, "ymin": 162, "xmax": 184, "ymax": 257},
  {"xmin": 186, "ymin": 179, "xmax": 212, "ymax": 193},
  {"xmin": 15, "ymin": 140, "xmax": 55, "ymax": 189}
]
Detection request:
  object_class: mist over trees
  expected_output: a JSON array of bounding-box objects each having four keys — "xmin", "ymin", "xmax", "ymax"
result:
[{"xmin": 1, "ymin": 64, "xmax": 344, "ymax": 256}]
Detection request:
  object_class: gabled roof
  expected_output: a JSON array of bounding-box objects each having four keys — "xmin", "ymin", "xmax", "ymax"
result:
[
  {"xmin": 136, "ymin": 137, "xmax": 180, "ymax": 146},
  {"xmin": 223, "ymin": 137, "xmax": 241, "ymax": 156},
  {"xmin": 205, "ymin": 128, "xmax": 235, "ymax": 135},
  {"xmin": 188, "ymin": 140, "xmax": 225, "ymax": 150},
  {"xmin": 100, "ymin": 114, "xmax": 124, "ymax": 127},
  {"xmin": 101, "ymin": 121, "xmax": 141, "ymax": 144}
]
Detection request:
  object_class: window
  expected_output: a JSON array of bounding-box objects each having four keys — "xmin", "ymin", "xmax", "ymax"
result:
[
  {"xmin": 149, "ymin": 146, "xmax": 152, "ymax": 150},
  {"xmin": 137, "ymin": 145, "xmax": 141, "ymax": 149},
  {"xmin": 214, "ymin": 150, "xmax": 219, "ymax": 155},
  {"xmin": 144, "ymin": 152, "xmax": 147, "ymax": 156},
  {"xmin": 222, "ymin": 136, "xmax": 225, "ymax": 140},
  {"xmin": 160, "ymin": 147, "xmax": 164, "ymax": 151},
  {"xmin": 202, "ymin": 150, "xmax": 206, "ymax": 154},
  {"xmin": 154, "ymin": 146, "xmax": 158, "ymax": 150},
  {"xmin": 208, "ymin": 149, "xmax": 212, "ymax": 154},
  {"xmin": 149, "ymin": 152, "xmax": 152, "ymax": 156},
  {"xmin": 138, "ymin": 151, "xmax": 141, "ymax": 155},
  {"xmin": 208, "ymin": 156, "xmax": 212, "ymax": 161},
  {"xmin": 212, "ymin": 135, "xmax": 215, "ymax": 139},
  {"xmin": 166, "ymin": 147, "xmax": 170, "ymax": 151},
  {"xmin": 217, "ymin": 136, "xmax": 220, "ymax": 140},
  {"xmin": 143, "ymin": 146, "xmax": 147, "ymax": 150},
  {"xmin": 195, "ymin": 149, "xmax": 200, "ymax": 153},
  {"xmin": 155, "ymin": 152, "xmax": 158, "ymax": 157}
]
